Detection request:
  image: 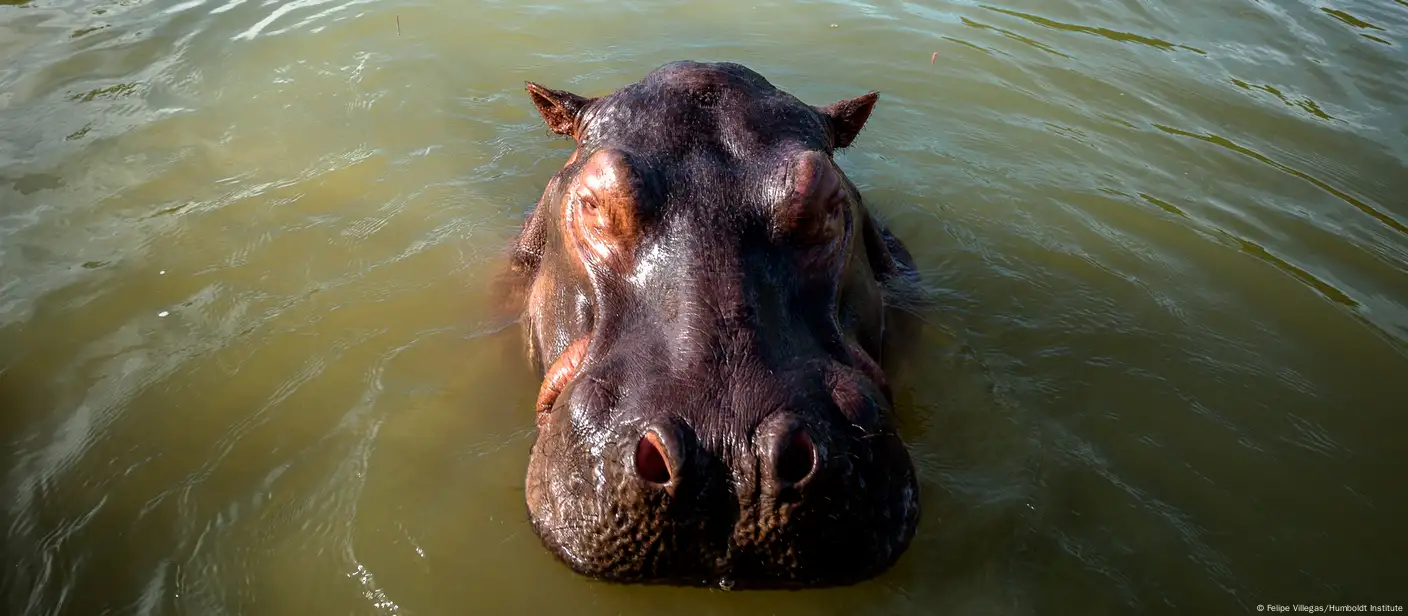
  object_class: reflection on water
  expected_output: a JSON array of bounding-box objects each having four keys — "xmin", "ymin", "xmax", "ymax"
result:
[{"xmin": 2, "ymin": 0, "xmax": 1406, "ymax": 613}]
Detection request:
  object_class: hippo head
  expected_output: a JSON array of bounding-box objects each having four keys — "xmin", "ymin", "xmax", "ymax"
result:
[{"xmin": 505, "ymin": 61, "xmax": 923, "ymax": 589}]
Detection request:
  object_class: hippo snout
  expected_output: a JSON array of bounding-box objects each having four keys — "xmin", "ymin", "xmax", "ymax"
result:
[
  {"xmin": 757, "ymin": 414, "xmax": 821, "ymax": 494},
  {"xmin": 633, "ymin": 421, "xmax": 682, "ymax": 488},
  {"xmin": 632, "ymin": 413, "xmax": 823, "ymax": 497},
  {"xmin": 523, "ymin": 358, "xmax": 919, "ymax": 588}
]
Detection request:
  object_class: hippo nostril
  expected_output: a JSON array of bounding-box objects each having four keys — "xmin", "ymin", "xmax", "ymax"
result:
[
  {"xmin": 634, "ymin": 431, "xmax": 673, "ymax": 485},
  {"xmin": 775, "ymin": 428, "xmax": 817, "ymax": 487}
]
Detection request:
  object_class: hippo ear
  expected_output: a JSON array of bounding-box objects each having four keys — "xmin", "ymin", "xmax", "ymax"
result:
[
  {"xmin": 525, "ymin": 82, "xmax": 594, "ymax": 137},
  {"xmin": 818, "ymin": 92, "xmax": 879, "ymax": 149}
]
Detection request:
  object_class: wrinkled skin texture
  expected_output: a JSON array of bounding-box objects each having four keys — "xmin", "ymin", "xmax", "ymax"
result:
[{"xmin": 502, "ymin": 61, "xmax": 928, "ymax": 589}]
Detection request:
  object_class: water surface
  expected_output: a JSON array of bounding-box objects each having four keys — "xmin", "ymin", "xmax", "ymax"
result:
[{"xmin": 2, "ymin": 0, "xmax": 1406, "ymax": 613}]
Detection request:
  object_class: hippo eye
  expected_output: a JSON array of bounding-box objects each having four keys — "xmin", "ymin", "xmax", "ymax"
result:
[
  {"xmin": 773, "ymin": 152, "xmax": 849, "ymax": 256},
  {"xmin": 777, "ymin": 190, "xmax": 846, "ymax": 248},
  {"xmin": 576, "ymin": 191, "xmax": 600, "ymax": 211},
  {"xmin": 564, "ymin": 149, "xmax": 642, "ymax": 271},
  {"xmin": 571, "ymin": 192, "xmax": 602, "ymax": 220}
]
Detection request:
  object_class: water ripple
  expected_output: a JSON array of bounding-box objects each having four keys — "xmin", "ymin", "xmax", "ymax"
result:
[
  {"xmin": 1153, "ymin": 123, "xmax": 1406, "ymax": 237},
  {"xmin": 983, "ymin": 5, "xmax": 1207, "ymax": 55}
]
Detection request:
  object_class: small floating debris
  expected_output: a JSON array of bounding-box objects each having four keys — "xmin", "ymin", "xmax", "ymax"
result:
[
  {"xmin": 159, "ymin": 270, "xmax": 166, "ymax": 275},
  {"xmin": 158, "ymin": 311, "xmax": 170, "ymax": 317},
  {"xmin": 829, "ymin": 23, "xmax": 839, "ymax": 28}
]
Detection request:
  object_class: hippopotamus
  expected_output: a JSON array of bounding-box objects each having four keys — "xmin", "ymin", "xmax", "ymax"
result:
[{"xmin": 502, "ymin": 60, "xmax": 928, "ymax": 589}]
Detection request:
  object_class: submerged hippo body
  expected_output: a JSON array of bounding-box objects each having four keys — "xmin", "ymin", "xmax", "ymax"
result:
[{"xmin": 504, "ymin": 61, "xmax": 927, "ymax": 589}]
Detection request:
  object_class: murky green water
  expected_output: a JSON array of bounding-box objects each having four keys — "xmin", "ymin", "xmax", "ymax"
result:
[{"xmin": 2, "ymin": 0, "xmax": 1405, "ymax": 613}]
